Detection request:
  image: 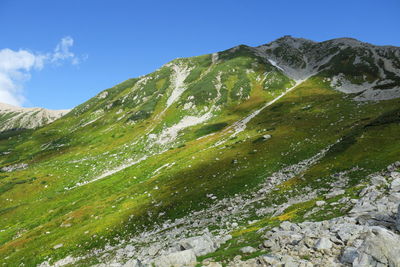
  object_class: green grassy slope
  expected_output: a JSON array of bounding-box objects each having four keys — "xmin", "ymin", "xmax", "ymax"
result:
[{"xmin": 0, "ymin": 40, "xmax": 399, "ymax": 266}]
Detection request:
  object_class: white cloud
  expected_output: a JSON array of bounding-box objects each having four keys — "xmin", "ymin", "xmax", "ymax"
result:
[
  {"xmin": 0, "ymin": 37, "xmax": 84, "ymax": 106},
  {"xmin": 51, "ymin": 36, "xmax": 79, "ymax": 64}
]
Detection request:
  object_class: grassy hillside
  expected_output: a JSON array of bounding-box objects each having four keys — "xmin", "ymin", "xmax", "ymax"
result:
[{"xmin": 0, "ymin": 37, "xmax": 399, "ymax": 266}]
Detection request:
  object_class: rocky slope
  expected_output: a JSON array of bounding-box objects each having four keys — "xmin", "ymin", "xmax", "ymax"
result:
[
  {"xmin": 0, "ymin": 102, "xmax": 69, "ymax": 132},
  {"xmin": 253, "ymin": 36, "xmax": 400, "ymax": 101},
  {"xmin": 45, "ymin": 160, "xmax": 400, "ymax": 267},
  {"xmin": 0, "ymin": 36, "xmax": 399, "ymax": 267}
]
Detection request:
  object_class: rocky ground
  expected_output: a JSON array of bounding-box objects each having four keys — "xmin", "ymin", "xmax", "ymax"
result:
[
  {"xmin": 40, "ymin": 159, "xmax": 400, "ymax": 267},
  {"xmin": 96, "ymin": 161, "xmax": 400, "ymax": 267}
]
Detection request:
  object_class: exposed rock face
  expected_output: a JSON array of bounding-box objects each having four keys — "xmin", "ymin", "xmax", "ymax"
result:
[
  {"xmin": 353, "ymin": 227, "xmax": 400, "ymax": 267},
  {"xmin": 122, "ymin": 259, "xmax": 143, "ymax": 267},
  {"xmin": 152, "ymin": 249, "xmax": 196, "ymax": 267},
  {"xmin": 253, "ymin": 36, "xmax": 400, "ymax": 101},
  {"xmin": 314, "ymin": 237, "xmax": 333, "ymax": 251},
  {"xmin": 0, "ymin": 102, "xmax": 69, "ymax": 132},
  {"xmin": 239, "ymin": 246, "xmax": 257, "ymax": 254},
  {"xmin": 397, "ymin": 204, "xmax": 400, "ymax": 232},
  {"xmin": 1, "ymin": 163, "xmax": 28, "ymax": 172},
  {"xmin": 177, "ymin": 234, "xmax": 216, "ymax": 256},
  {"xmin": 51, "ymin": 161, "xmax": 400, "ymax": 267},
  {"xmin": 221, "ymin": 162, "xmax": 400, "ymax": 267}
]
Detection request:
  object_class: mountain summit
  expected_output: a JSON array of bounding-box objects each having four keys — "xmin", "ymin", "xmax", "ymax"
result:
[
  {"xmin": 0, "ymin": 37, "xmax": 400, "ymax": 266},
  {"xmin": 253, "ymin": 35, "xmax": 400, "ymax": 99}
]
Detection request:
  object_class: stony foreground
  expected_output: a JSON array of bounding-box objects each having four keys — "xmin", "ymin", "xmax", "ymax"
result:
[{"xmin": 71, "ymin": 161, "xmax": 400, "ymax": 267}]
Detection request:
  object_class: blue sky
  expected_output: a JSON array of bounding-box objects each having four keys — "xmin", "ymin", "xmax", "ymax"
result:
[{"xmin": 1, "ymin": 0, "xmax": 399, "ymax": 109}]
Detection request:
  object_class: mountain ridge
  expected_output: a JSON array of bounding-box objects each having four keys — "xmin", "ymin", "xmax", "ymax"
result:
[
  {"xmin": 0, "ymin": 36, "xmax": 399, "ymax": 266},
  {"xmin": 0, "ymin": 102, "xmax": 69, "ymax": 132}
]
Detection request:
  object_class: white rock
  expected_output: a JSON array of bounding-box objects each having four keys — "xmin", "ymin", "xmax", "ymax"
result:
[
  {"xmin": 370, "ymin": 175, "xmax": 387, "ymax": 186},
  {"xmin": 340, "ymin": 247, "xmax": 359, "ymax": 264},
  {"xmin": 178, "ymin": 234, "xmax": 216, "ymax": 256},
  {"xmin": 122, "ymin": 259, "xmax": 143, "ymax": 267},
  {"xmin": 239, "ymin": 246, "xmax": 257, "ymax": 254},
  {"xmin": 262, "ymin": 134, "xmax": 272, "ymax": 140},
  {"xmin": 280, "ymin": 255, "xmax": 298, "ymax": 267},
  {"xmin": 353, "ymin": 227, "xmax": 400, "ymax": 266},
  {"xmin": 53, "ymin": 243, "xmax": 63, "ymax": 249},
  {"xmin": 397, "ymin": 204, "xmax": 400, "ymax": 232},
  {"xmin": 260, "ymin": 254, "xmax": 281, "ymax": 265},
  {"xmin": 391, "ymin": 177, "xmax": 400, "ymax": 191},
  {"xmin": 316, "ymin": 200, "xmax": 326, "ymax": 207},
  {"xmin": 152, "ymin": 249, "xmax": 197, "ymax": 267},
  {"xmin": 205, "ymin": 262, "xmax": 222, "ymax": 267},
  {"xmin": 314, "ymin": 237, "xmax": 333, "ymax": 251},
  {"xmin": 326, "ymin": 189, "xmax": 345, "ymax": 199},
  {"xmin": 280, "ymin": 221, "xmax": 293, "ymax": 231},
  {"xmin": 391, "ymin": 172, "xmax": 400, "ymax": 180}
]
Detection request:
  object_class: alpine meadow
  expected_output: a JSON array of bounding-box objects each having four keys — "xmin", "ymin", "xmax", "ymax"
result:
[{"xmin": 1, "ymin": 36, "xmax": 400, "ymax": 267}]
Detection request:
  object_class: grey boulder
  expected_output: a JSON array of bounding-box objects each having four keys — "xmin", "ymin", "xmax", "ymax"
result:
[
  {"xmin": 152, "ymin": 249, "xmax": 197, "ymax": 267},
  {"xmin": 353, "ymin": 227, "xmax": 400, "ymax": 267}
]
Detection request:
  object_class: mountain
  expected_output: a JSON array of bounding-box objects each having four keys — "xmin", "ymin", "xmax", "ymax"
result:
[
  {"xmin": 0, "ymin": 36, "xmax": 399, "ymax": 267},
  {"xmin": 253, "ymin": 36, "xmax": 400, "ymax": 100},
  {"xmin": 0, "ymin": 102, "xmax": 69, "ymax": 132}
]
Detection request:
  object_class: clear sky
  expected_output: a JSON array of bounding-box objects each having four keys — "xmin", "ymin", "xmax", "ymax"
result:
[{"xmin": 1, "ymin": 0, "xmax": 399, "ymax": 109}]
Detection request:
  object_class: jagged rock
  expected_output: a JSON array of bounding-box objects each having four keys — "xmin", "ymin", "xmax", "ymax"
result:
[
  {"xmin": 147, "ymin": 245, "xmax": 162, "ymax": 257},
  {"xmin": 1, "ymin": 163, "xmax": 28, "ymax": 172},
  {"xmin": 334, "ymin": 223, "xmax": 365, "ymax": 243},
  {"xmin": 326, "ymin": 189, "xmax": 345, "ymax": 199},
  {"xmin": 239, "ymin": 246, "xmax": 257, "ymax": 254},
  {"xmin": 314, "ymin": 237, "xmax": 333, "ymax": 251},
  {"xmin": 227, "ymin": 258, "xmax": 259, "ymax": 267},
  {"xmin": 262, "ymin": 134, "xmax": 271, "ymax": 140},
  {"xmin": 122, "ymin": 259, "xmax": 144, "ymax": 267},
  {"xmin": 316, "ymin": 200, "xmax": 326, "ymax": 207},
  {"xmin": 263, "ymin": 240, "xmax": 281, "ymax": 252},
  {"xmin": 280, "ymin": 255, "xmax": 298, "ymax": 267},
  {"xmin": 260, "ymin": 254, "xmax": 281, "ymax": 265},
  {"xmin": 280, "ymin": 221, "xmax": 292, "ymax": 231},
  {"xmin": 397, "ymin": 204, "xmax": 400, "ymax": 232},
  {"xmin": 353, "ymin": 227, "xmax": 400, "ymax": 266},
  {"xmin": 391, "ymin": 171, "xmax": 400, "ymax": 179},
  {"xmin": 391, "ymin": 176, "xmax": 400, "ymax": 191},
  {"xmin": 178, "ymin": 234, "xmax": 216, "ymax": 256},
  {"xmin": 72, "ymin": 162, "xmax": 400, "ymax": 267},
  {"xmin": 53, "ymin": 243, "xmax": 63, "ymax": 249},
  {"xmin": 214, "ymin": 234, "xmax": 232, "ymax": 247},
  {"xmin": 152, "ymin": 249, "xmax": 197, "ymax": 267},
  {"xmin": 340, "ymin": 247, "xmax": 359, "ymax": 264},
  {"xmin": 203, "ymin": 262, "xmax": 222, "ymax": 267},
  {"xmin": 371, "ymin": 175, "xmax": 387, "ymax": 186}
]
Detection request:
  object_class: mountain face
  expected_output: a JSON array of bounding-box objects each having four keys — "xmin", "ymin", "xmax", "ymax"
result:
[
  {"xmin": 0, "ymin": 102, "xmax": 69, "ymax": 132},
  {"xmin": 253, "ymin": 36, "xmax": 400, "ymax": 100},
  {"xmin": 0, "ymin": 36, "xmax": 400, "ymax": 266}
]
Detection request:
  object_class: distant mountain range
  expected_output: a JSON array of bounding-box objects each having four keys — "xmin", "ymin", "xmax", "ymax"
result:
[{"xmin": 0, "ymin": 102, "xmax": 69, "ymax": 132}]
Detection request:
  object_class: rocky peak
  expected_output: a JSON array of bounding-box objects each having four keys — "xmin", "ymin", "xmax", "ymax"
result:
[{"xmin": 0, "ymin": 102, "xmax": 70, "ymax": 132}]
